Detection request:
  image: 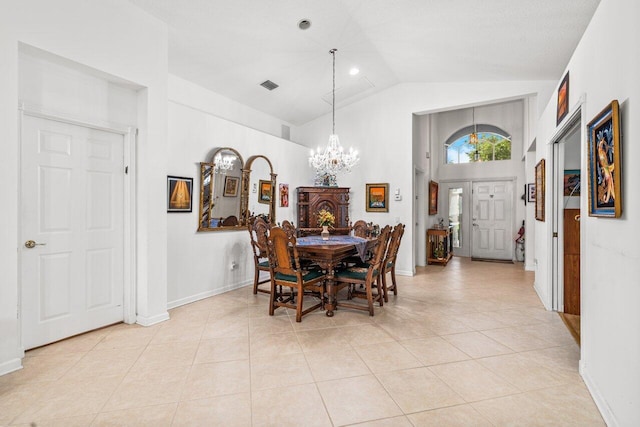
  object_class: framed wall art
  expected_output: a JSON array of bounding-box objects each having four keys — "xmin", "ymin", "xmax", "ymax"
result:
[
  {"xmin": 587, "ymin": 100, "xmax": 621, "ymax": 217},
  {"xmin": 527, "ymin": 183, "xmax": 536, "ymax": 203},
  {"xmin": 365, "ymin": 183, "xmax": 389, "ymax": 212},
  {"xmin": 564, "ymin": 169, "xmax": 581, "ymax": 197},
  {"xmin": 167, "ymin": 175, "xmax": 193, "ymax": 212},
  {"xmin": 259, "ymin": 180, "xmax": 272, "ymax": 204},
  {"xmin": 223, "ymin": 176, "xmax": 239, "ymax": 197},
  {"xmin": 557, "ymin": 71, "xmax": 569, "ymax": 125},
  {"xmin": 279, "ymin": 183, "xmax": 289, "ymax": 207},
  {"xmin": 535, "ymin": 159, "xmax": 545, "ymax": 221},
  {"xmin": 428, "ymin": 180, "xmax": 438, "ymax": 215}
]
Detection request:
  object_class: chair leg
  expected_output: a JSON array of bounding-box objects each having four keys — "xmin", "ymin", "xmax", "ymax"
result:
[
  {"xmin": 295, "ymin": 285, "xmax": 304, "ymax": 322},
  {"xmin": 391, "ymin": 266, "xmax": 398, "ymax": 295},
  {"xmin": 365, "ymin": 282, "xmax": 374, "ymax": 316},
  {"xmin": 381, "ymin": 272, "xmax": 389, "ymax": 303},
  {"xmin": 253, "ymin": 266, "xmax": 260, "ymax": 295},
  {"xmin": 268, "ymin": 280, "xmax": 276, "ymax": 316}
]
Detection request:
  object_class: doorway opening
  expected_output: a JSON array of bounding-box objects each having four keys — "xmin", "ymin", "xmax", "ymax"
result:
[{"xmin": 551, "ymin": 110, "xmax": 582, "ymax": 344}]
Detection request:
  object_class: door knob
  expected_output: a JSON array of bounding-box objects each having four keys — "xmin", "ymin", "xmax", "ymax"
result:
[{"xmin": 24, "ymin": 240, "xmax": 46, "ymax": 249}]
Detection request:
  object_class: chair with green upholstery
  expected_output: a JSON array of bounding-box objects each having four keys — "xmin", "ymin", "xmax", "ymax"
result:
[
  {"xmin": 382, "ymin": 223, "xmax": 405, "ymax": 302},
  {"xmin": 248, "ymin": 217, "xmax": 271, "ymax": 295},
  {"xmin": 265, "ymin": 227, "xmax": 326, "ymax": 322},
  {"xmin": 335, "ymin": 225, "xmax": 391, "ymax": 316}
]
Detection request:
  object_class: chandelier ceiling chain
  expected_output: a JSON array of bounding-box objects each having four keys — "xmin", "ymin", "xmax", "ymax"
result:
[
  {"xmin": 308, "ymin": 48, "xmax": 359, "ymax": 177},
  {"xmin": 331, "ymin": 48, "xmax": 336, "ymax": 136}
]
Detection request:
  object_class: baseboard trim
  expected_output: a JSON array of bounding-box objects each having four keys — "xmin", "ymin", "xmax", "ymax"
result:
[
  {"xmin": 167, "ymin": 279, "xmax": 253, "ymax": 310},
  {"xmin": 533, "ymin": 281, "xmax": 551, "ymax": 310},
  {"xmin": 580, "ymin": 361, "xmax": 618, "ymax": 426},
  {"xmin": 524, "ymin": 262, "xmax": 535, "ymax": 271},
  {"xmin": 395, "ymin": 269, "xmax": 414, "ymax": 277},
  {"xmin": 136, "ymin": 311, "xmax": 170, "ymax": 327},
  {"xmin": 0, "ymin": 358, "xmax": 23, "ymax": 377}
]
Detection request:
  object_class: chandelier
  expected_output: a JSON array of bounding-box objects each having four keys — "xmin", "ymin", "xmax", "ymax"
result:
[
  {"xmin": 469, "ymin": 107, "xmax": 478, "ymax": 146},
  {"xmin": 469, "ymin": 107, "xmax": 480, "ymax": 161},
  {"xmin": 309, "ymin": 48, "xmax": 359, "ymax": 176},
  {"xmin": 214, "ymin": 153, "xmax": 234, "ymax": 174}
]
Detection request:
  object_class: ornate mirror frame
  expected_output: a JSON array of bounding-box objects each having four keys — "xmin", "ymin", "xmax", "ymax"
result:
[
  {"xmin": 241, "ymin": 155, "xmax": 277, "ymax": 225},
  {"xmin": 197, "ymin": 147, "xmax": 245, "ymax": 232}
]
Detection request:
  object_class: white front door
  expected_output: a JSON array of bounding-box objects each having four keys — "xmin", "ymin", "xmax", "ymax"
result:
[
  {"xmin": 471, "ymin": 180, "xmax": 514, "ymax": 261},
  {"xmin": 21, "ymin": 115, "xmax": 125, "ymax": 349}
]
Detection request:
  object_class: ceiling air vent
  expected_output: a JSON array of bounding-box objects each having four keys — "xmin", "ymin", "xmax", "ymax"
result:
[{"xmin": 260, "ymin": 80, "xmax": 279, "ymax": 91}]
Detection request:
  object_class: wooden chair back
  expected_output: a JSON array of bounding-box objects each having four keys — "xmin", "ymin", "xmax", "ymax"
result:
[
  {"xmin": 385, "ymin": 223, "xmax": 405, "ymax": 266},
  {"xmin": 281, "ymin": 220, "xmax": 297, "ymax": 239},
  {"xmin": 250, "ymin": 217, "xmax": 270, "ymax": 257},
  {"xmin": 351, "ymin": 220, "xmax": 370, "ymax": 238},
  {"xmin": 266, "ymin": 226, "xmax": 301, "ymax": 277}
]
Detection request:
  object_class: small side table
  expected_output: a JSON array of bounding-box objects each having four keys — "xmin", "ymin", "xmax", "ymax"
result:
[{"xmin": 427, "ymin": 227, "xmax": 453, "ymax": 266}]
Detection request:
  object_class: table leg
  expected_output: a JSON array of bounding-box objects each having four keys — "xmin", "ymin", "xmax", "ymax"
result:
[{"xmin": 325, "ymin": 266, "xmax": 336, "ymax": 317}]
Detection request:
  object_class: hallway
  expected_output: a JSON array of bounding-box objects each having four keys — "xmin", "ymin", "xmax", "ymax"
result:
[{"xmin": 0, "ymin": 258, "xmax": 604, "ymax": 426}]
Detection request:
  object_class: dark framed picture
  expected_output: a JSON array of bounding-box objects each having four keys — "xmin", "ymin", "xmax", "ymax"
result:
[
  {"xmin": 564, "ymin": 170, "xmax": 581, "ymax": 196},
  {"xmin": 365, "ymin": 183, "xmax": 389, "ymax": 212},
  {"xmin": 167, "ymin": 175, "xmax": 193, "ymax": 212},
  {"xmin": 587, "ymin": 100, "xmax": 621, "ymax": 217},
  {"xmin": 259, "ymin": 180, "xmax": 272, "ymax": 204},
  {"xmin": 527, "ymin": 183, "xmax": 536, "ymax": 203},
  {"xmin": 223, "ymin": 176, "xmax": 239, "ymax": 197},
  {"xmin": 279, "ymin": 183, "xmax": 289, "ymax": 207},
  {"xmin": 428, "ymin": 180, "xmax": 438, "ymax": 215},
  {"xmin": 535, "ymin": 159, "xmax": 545, "ymax": 221},
  {"xmin": 557, "ymin": 71, "xmax": 569, "ymax": 125}
]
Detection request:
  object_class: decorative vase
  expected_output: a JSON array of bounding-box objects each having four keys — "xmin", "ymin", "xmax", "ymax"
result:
[{"xmin": 321, "ymin": 225, "xmax": 330, "ymax": 240}]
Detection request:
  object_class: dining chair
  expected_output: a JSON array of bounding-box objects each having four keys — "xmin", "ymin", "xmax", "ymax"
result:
[
  {"xmin": 381, "ymin": 223, "xmax": 405, "ymax": 302},
  {"xmin": 281, "ymin": 219, "xmax": 297, "ymax": 238},
  {"xmin": 350, "ymin": 220, "xmax": 371, "ymax": 238},
  {"xmin": 334, "ymin": 225, "xmax": 391, "ymax": 316},
  {"xmin": 265, "ymin": 227, "xmax": 326, "ymax": 322},
  {"xmin": 248, "ymin": 216, "xmax": 272, "ymax": 295},
  {"xmin": 221, "ymin": 215, "xmax": 239, "ymax": 226}
]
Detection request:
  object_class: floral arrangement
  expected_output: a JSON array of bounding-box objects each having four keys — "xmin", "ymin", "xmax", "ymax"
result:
[{"xmin": 317, "ymin": 209, "xmax": 335, "ymax": 227}]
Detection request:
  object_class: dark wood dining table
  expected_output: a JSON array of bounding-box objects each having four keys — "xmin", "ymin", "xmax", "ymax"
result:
[{"xmin": 296, "ymin": 235, "xmax": 375, "ymax": 317}]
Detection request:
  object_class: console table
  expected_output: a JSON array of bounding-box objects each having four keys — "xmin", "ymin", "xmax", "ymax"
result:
[{"xmin": 427, "ymin": 226, "xmax": 453, "ymax": 266}]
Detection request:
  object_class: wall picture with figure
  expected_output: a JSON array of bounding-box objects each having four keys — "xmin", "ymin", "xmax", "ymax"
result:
[{"xmin": 587, "ymin": 100, "xmax": 621, "ymax": 217}]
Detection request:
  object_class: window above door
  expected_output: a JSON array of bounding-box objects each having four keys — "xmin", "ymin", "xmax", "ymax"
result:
[{"xmin": 445, "ymin": 124, "xmax": 511, "ymax": 164}]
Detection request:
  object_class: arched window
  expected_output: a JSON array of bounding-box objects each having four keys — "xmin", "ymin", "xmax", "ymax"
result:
[{"xmin": 445, "ymin": 125, "xmax": 511, "ymax": 164}]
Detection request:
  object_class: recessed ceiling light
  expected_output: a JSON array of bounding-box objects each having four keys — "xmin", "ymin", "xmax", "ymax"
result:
[
  {"xmin": 349, "ymin": 67, "xmax": 360, "ymax": 76},
  {"xmin": 298, "ymin": 19, "xmax": 311, "ymax": 30}
]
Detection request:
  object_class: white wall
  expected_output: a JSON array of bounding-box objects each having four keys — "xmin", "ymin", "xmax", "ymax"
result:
[
  {"xmin": 169, "ymin": 75, "xmax": 294, "ymax": 141},
  {"xmin": 0, "ymin": 0, "xmax": 169, "ymax": 375},
  {"xmin": 294, "ymin": 81, "xmax": 555, "ymax": 275},
  {"xmin": 167, "ymin": 77, "xmax": 310, "ymax": 307},
  {"xmin": 534, "ymin": 0, "xmax": 640, "ymax": 424}
]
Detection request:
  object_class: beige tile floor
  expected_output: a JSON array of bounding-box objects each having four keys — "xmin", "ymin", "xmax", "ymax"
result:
[{"xmin": 0, "ymin": 257, "xmax": 605, "ymax": 426}]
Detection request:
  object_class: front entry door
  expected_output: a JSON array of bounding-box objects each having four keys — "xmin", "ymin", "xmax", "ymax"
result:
[
  {"xmin": 471, "ymin": 180, "xmax": 513, "ymax": 261},
  {"xmin": 21, "ymin": 115, "xmax": 125, "ymax": 349}
]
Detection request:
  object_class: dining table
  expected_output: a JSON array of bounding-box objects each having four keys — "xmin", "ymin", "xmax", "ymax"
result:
[{"xmin": 295, "ymin": 235, "xmax": 376, "ymax": 317}]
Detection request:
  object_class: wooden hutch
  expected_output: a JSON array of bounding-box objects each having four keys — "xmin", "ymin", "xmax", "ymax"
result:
[{"xmin": 296, "ymin": 187, "xmax": 350, "ymax": 236}]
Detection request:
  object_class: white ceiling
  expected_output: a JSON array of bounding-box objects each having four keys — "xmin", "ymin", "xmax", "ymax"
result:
[{"xmin": 129, "ymin": 0, "xmax": 600, "ymax": 126}]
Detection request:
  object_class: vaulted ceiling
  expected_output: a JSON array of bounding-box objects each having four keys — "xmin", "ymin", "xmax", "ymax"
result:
[{"xmin": 129, "ymin": 0, "xmax": 600, "ymax": 125}]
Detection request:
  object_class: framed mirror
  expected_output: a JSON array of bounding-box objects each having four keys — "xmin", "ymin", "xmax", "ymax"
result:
[
  {"xmin": 198, "ymin": 147, "xmax": 245, "ymax": 231},
  {"xmin": 241, "ymin": 155, "xmax": 276, "ymax": 225}
]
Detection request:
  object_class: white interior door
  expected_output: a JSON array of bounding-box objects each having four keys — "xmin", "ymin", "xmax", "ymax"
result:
[
  {"xmin": 21, "ymin": 115, "xmax": 125, "ymax": 349},
  {"xmin": 471, "ymin": 180, "xmax": 514, "ymax": 260}
]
